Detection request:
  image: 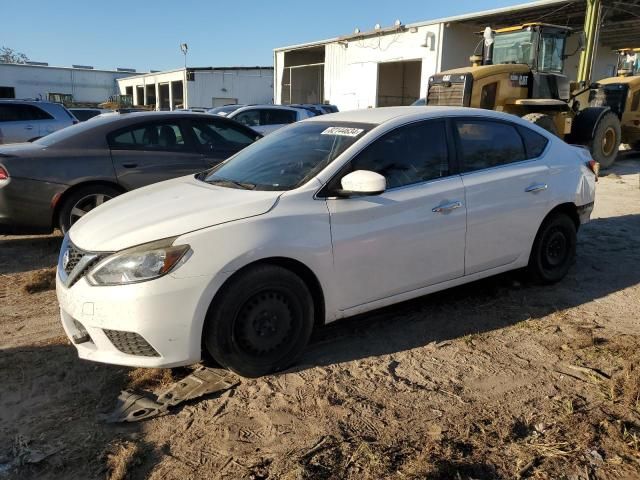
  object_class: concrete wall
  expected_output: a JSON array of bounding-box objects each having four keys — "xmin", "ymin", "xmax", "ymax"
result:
[
  {"xmin": 0, "ymin": 63, "xmax": 129, "ymax": 102},
  {"xmin": 118, "ymin": 68, "xmax": 273, "ymax": 109},
  {"xmin": 187, "ymin": 69, "xmax": 273, "ymax": 108}
]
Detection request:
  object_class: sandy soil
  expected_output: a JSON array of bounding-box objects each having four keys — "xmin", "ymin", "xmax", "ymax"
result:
[{"xmin": 1, "ymin": 157, "xmax": 639, "ymax": 480}]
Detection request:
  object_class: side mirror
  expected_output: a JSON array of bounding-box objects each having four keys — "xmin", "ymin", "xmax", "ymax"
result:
[{"xmin": 338, "ymin": 170, "xmax": 386, "ymax": 197}]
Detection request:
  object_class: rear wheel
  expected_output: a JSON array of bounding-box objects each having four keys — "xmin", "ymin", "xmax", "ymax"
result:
[
  {"xmin": 204, "ymin": 265, "xmax": 314, "ymax": 377},
  {"xmin": 527, "ymin": 213, "xmax": 577, "ymax": 284},
  {"xmin": 589, "ymin": 112, "xmax": 621, "ymax": 168},
  {"xmin": 57, "ymin": 185, "xmax": 121, "ymax": 233},
  {"xmin": 521, "ymin": 113, "xmax": 559, "ymax": 136}
]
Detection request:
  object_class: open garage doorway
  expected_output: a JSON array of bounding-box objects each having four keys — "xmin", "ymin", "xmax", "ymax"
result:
[
  {"xmin": 376, "ymin": 60, "xmax": 422, "ymax": 107},
  {"xmin": 281, "ymin": 46, "xmax": 325, "ymax": 104}
]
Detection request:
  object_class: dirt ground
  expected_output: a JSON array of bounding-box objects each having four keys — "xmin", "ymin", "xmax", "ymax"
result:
[{"xmin": 1, "ymin": 157, "xmax": 639, "ymax": 480}]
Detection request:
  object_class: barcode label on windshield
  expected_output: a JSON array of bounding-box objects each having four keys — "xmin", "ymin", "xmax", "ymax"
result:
[{"xmin": 321, "ymin": 127, "xmax": 364, "ymax": 137}]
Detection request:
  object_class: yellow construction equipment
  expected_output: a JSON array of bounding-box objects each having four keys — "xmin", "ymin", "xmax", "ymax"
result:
[{"xmin": 426, "ymin": 23, "xmax": 622, "ymax": 167}]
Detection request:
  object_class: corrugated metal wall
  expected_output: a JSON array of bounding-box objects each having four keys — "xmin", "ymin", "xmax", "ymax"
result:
[{"xmin": 0, "ymin": 64, "xmax": 130, "ymax": 102}]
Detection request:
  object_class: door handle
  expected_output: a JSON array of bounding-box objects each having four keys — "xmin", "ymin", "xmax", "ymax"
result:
[
  {"xmin": 24, "ymin": 125, "xmax": 34, "ymax": 130},
  {"xmin": 122, "ymin": 163, "xmax": 138, "ymax": 168},
  {"xmin": 525, "ymin": 183, "xmax": 548, "ymax": 193},
  {"xmin": 432, "ymin": 201, "xmax": 462, "ymax": 213}
]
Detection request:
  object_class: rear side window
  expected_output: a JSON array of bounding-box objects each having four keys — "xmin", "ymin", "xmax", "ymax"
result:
[
  {"xmin": 455, "ymin": 119, "xmax": 526, "ymax": 173},
  {"xmin": 0, "ymin": 104, "xmax": 53, "ymax": 122},
  {"xmin": 233, "ymin": 110, "xmax": 261, "ymax": 127},
  {"xmin": 517, "ymin": 125, "xmax": 549, "ymax": 158},
  {"xmin": 108, "ymin": 122, "xmax": 187, "ymax": 151},
  {"xmin": 262, "ymin": 109, "xmax": 297, "ymax": 125}
]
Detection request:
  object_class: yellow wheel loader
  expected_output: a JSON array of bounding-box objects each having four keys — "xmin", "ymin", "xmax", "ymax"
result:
[
  {"xmin": 589, "ymin": 48, "xmax": 640, "ymax": 152},
  {"xmin": 426, "ymin": 23, "xmax": 621, "ymax": 167}
]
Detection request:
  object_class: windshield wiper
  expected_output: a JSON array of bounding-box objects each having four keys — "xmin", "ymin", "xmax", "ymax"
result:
[{"xmin": 206, "ymin": 177, "xmax": 256, "ymax": 190}]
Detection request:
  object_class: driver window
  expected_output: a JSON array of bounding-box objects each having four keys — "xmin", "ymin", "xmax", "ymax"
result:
[
  {"xmin": 347, "ymin": 120, "xmax": 449, "ymax": 190},
  {"xmin": 190, "ymin": 120, "xmax": 256, "ymax": 150}
]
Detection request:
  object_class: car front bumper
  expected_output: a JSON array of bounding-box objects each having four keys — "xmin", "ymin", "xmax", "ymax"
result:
[{"xmin": 56, "ymin": 268, "xmax": 223, "ymax": 368}]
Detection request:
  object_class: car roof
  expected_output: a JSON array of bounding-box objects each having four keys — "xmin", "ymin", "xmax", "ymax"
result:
[
  {"xmin": 230, "ymin": 105, "xmax": 303, "ymax": 114},
  {"xmin": 0, "ymin": 99, "xmax": 60, "ymax": 106},
  {"xmin": 305, "ymin": 106, "xmax": 531, "ymax": 126}
]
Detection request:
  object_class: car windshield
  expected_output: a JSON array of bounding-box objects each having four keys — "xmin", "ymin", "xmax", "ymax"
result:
[
  {"xmin": 198, "ymin": 121, "xmax": 373, "ymax": 191},
  {"xmin": 492, "ymin": 30, "xmax": 535, "ymax": 65}
]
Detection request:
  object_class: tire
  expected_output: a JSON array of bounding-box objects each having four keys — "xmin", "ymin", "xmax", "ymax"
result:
[
  {"xmin": 204, "ymin": 265, "xmax": 314, "ymax": 377},
  {"xmin": 521, "ymin": 113, "xmax": 559, "ymax": 137},
  {"xmin": 527, "ymin": 213, "xmax": 577, "ymax": 284},
  {"xmin": 57, "ymin": 185, "xmax": 121, "ymax": 234},
  {"xmin": 589, "ymin": 112, "xmax": 621, "ymax": 168}
]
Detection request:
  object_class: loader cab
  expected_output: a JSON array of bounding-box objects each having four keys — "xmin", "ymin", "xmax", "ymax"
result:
[
  {"xmin": 615, "ymin": 48, "xmax": 639, "ymax": 76},
  {"xmin": 489, "ymin": 24, "xmax": 572, "ymax": 100}
]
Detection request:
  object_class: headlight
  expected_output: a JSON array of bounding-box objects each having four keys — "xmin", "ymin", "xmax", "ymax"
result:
[{"xmin": 87, "ymin": 238, "xmax": 191, "ymax": 286}]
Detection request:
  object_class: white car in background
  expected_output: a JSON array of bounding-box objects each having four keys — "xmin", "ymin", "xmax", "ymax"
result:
[
  {"xmin": 56, "ymin": 106, "xmax": 596, "ymax": 377},
  {"xmin": 227, "ymin": 104, "xmax": 316, "ymax": 135}
]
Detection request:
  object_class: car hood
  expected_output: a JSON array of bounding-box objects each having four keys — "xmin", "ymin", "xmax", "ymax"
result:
[{"xmin": 69, "ymin": 175, "xmax": 282, "ymax": 252}]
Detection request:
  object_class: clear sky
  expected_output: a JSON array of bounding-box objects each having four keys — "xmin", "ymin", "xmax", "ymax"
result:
[{"xmin": 4, "ymin": 0, "xmax": 529, "ymax": 72}]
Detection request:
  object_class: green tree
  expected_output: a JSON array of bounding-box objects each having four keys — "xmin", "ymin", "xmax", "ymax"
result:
[{"xmin": 0, "ymin": 47, "xmax": 29, "ymax": 64}]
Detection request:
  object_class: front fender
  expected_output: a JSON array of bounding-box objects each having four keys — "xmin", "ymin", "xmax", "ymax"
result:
[{"xmin": 569, "ymin": 106, "xmax": 611, "ymax": 144}]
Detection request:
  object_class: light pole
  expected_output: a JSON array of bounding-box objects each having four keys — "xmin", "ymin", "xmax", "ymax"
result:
[
  {"xmin": 180, "ymin": 43, "xmax": 189, "ymax": 109},
  {"xmin": 180, "ymin": 43, "xmax": 188, "ymax": 69}
]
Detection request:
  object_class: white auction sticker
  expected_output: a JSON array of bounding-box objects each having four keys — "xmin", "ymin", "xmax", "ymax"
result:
[{"xmin": 321, "ymin": 127, "xmax": 364, "ymax": 137}]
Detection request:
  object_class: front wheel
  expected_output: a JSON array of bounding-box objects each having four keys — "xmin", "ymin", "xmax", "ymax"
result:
[
  {"xmin": 589, "ymin": 112, "xmax": 621, "ymax": 168},
  {"xmin": 527, "ymin": 213, "xmax": 577, "ymax": 284},
  {"xmin": 204, "ymin": 265, "xmax": 314, "ymax": 377}
]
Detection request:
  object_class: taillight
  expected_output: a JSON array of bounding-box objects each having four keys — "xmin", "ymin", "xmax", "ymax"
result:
[
  {"xmin": 586, "ymin": 159, "xmax": 599, "ymax": 181},
  {"xmin": 0, "ymin": 166, "xmax": 8, "ymax": 180}
]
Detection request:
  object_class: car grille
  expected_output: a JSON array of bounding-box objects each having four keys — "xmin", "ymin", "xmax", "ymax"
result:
[
  {"xmin": 103, "ymin": 329, "xmax": 160, "ymax": 357},
  {"xmin": 61, "ymin": 242, "xmax": 106, "ymax": 287},
  {"xmin": 63, "ymin": 244, "xmax": 84, "ymax": 275},
  {"xmin": 427, "ymin": 83, "xmax": 466, "ymax": 106}
]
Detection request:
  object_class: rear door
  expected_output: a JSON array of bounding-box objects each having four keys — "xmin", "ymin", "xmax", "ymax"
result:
[
  {"xmin": 0, "ymin": 104, "xmax": 51, "ymax": 143},
  {"xmin": 187, "ymin": 117, "xmax": 258, "ymax": 168},
  {"xmin": 453, "ymin": 118, "xmax": 551, "ymax": 275},
  {"xmin": 108, "ymin": 119, "xmax": 207, "ymax": 190}
]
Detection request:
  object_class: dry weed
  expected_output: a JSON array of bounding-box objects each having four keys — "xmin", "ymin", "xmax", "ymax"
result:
[
  {"xmin": 105, "ymin": 441, "xmax": 140, "ymax": 480},
  {"xmin": 22, "ymin": 267, "xmax": 56, "ymax": 294},
  {"xmin": 127, "ymin": 368, "xmax": 175, "ymax": 391}
]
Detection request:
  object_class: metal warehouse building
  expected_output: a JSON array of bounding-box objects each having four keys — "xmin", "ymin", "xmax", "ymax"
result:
[
  {"xmin": 274, "ymin": 0, "xmax": 640, "ymax": 110},
  {"xmin": 0, "ymin": 63, "xmax": 135, "ymax": 103},
  {"xmin": 116, "ymin": 67, "xmax": 274, "ymax": 110}
]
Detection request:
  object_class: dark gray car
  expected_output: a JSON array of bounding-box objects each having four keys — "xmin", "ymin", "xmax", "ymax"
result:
[{"xmin": 0, "ymin": 112, "xmax": 261, "ymax": 233}]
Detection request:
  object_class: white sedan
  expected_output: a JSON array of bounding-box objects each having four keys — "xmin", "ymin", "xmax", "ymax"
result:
[{"xmin": 56, "ymin": 107, "xmax": 596, "ymax": 377}]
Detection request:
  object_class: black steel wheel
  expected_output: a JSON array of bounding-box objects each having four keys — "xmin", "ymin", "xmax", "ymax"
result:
[
  {"xmin": 204, "ymin": 264, "xmax": 314, "ymax": 377},
  {"xmin": 527, "ymin": 213, "xmax": 577, "ymax": 284}
]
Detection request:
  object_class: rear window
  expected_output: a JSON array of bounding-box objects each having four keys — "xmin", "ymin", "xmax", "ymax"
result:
[{"xmin": 517, "ymin": 125, "xmax": 549, "ymax": 158}]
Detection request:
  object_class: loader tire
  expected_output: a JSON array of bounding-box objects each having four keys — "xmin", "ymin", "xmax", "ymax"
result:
[
  {"xmin": 589, "ymin": 112, "xmax": 620, "ymax": 168},
  {"xmin": 521, "ymin": 113, "xmax": 559, "ymax": 137}
]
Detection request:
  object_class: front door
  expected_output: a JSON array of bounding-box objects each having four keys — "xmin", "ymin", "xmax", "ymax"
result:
[
  {"xmin": 108, "ymin": 120, "xmax": 207, "ymax": 190},
  {"xmin": 452, "ymin": 118, "xmax": 551, "ymax": 275},
  {"xmin": 325, "ymin": 120, "xmax": 466, "ymax": 310}
]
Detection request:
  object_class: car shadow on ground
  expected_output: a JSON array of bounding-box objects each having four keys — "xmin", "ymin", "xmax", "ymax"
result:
[
  {"xmin": 0, "ymin": 234, "xmax": 62, "ymax": 275},
  {"xmin": 296, "ymin": 212, "xmax": 640, "ymax": 371}
]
